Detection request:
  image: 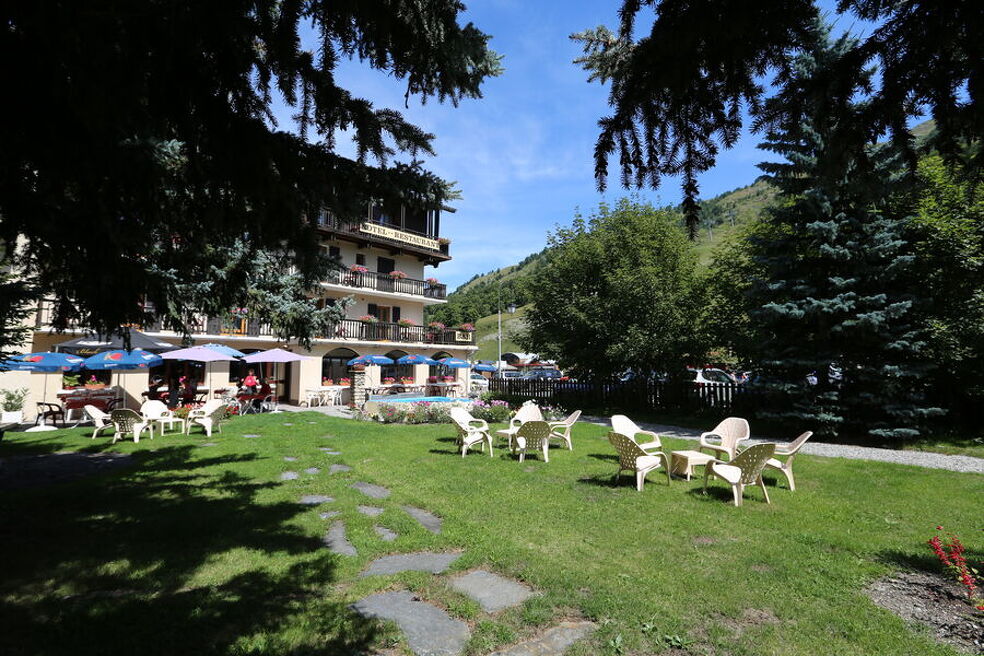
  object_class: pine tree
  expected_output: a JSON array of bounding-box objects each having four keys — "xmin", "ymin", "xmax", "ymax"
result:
[{"xmin": 747, "ymin": 25, "xmax": 940, "ymax": 441}]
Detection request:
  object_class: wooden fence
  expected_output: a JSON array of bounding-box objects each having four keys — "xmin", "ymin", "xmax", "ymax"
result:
[{"xmin": 489, "ymin": 378, "xmax": 757, "ymax": 416}]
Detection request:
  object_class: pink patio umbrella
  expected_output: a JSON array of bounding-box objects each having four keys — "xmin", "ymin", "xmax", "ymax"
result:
[
  {"xmin": 161, "ymin": 347, "xmax": 237, "ymax": 403},
  {"xmin": 242, "ymin": 348, "xmax": 310, "ymax": 410}
]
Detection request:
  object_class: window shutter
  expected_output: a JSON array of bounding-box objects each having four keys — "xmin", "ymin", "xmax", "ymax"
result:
[
  {"xmin": 368, "ymin": 303, "xmax": 378, "ymax": 317},
  {"xmin": 392, "ymin": 306, "xmax": 401, "ymax": 322}
]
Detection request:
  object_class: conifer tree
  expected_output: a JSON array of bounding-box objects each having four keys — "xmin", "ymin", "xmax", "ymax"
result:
[{"xmin": 747, "ymin": 25, "xmax": 940, "ymax": 440}]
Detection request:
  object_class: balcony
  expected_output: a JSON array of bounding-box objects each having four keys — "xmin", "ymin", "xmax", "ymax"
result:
[
  {"xmin": 34, "ymin": 300, "xmax": 474, "ymax": 347},
  {"xmin": 324, "ymin": 269, "xmax": 447, "ymax": 300}
]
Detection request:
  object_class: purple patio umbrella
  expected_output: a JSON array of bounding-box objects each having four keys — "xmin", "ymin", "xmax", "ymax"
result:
[
  {"xmin": 161, "ymin": 347, "xmax": 237, "ymax": 401},
  {"xmin": 242, "ymin": 348, "xmax": 310, "ymax": 410}
]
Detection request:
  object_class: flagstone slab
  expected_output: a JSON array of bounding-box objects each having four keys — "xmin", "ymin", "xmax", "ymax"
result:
[
  {"xmin": 324, "ymin": 521, "xmax": 357, "ymax": 556},
  {"xmin": 357, "ymin": 505, "xmax": 384, "ymax": 517},
  {"xmin": 449, "ymin": 571, "xmax": 534, "ymax": 613},
  {"xmin": 284, "ymin": 456, "xmax": 298, "ymax": 462},
  {"xmin": 283, "ymin": 423, "xmax": 294, "ymax": 426},
  {"xmin": 374, "ymin": 526, "xmax": 398, "ymax": 542},
  {"xmin": 403, "ymin": 506, "xmax": 442, "ymax": 534},
  {"xmin": 488, "ymin": 621, "xmax": 597, "ymax": 656},
  {"xmin": 320, "ymin": 510, "xmax": 341, "ymax": 519},
  {"xmin": 329, "ymin": 464, "xmax": 352, "ymax": 474},
  {"xmin": 304, "ymin": 467, "xmax": 321, "ymax": 475},
  {"xmin": 202, "ymin": 442, "xmax": 218, "ymax": 447},
  {"xmin": 243, "ymin": 434, "xmax": 261, "ymax": 438},
  {"xmin": 352, "ymin": 590, "xmax": 470, "ymax": 656},
  {"xmin": 351, "ymin": 481, "xmax": 391, "ymax": 499},
  {"xmin": 319, "ymin": 448, "xmax": 342, "ymax": 454},
  {"xmin": 299, "ymin": 494, "xmax": 334, "ymax": 505},
  {"xmin": 280, "ymin": 471, "xmax": 300, "ymax": 481},
  {"xmin": 362, "ymin": 551, "xmax": 462, "ymax": 577}
]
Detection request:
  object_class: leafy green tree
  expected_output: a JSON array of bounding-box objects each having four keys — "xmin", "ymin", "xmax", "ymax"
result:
[
  {"xmin": 746, "ymin": 25, "xmax": 940, "ymax": 441},
  {"xmin": 573, "ymin": 0, "xmax": 981, "ymax": 235},
  {"xmin": 522, "ymin": 199, "xmax": 706, "ymax": 380},
  {"xmin": 0, "ymin": 1, "xmax": 500, "ymax": 345}
]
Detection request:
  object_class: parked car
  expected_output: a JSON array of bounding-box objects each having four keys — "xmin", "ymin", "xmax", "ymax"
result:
[
  {"xmin": 521, "ymin": 369, "xmax": 564, "ymax": 381},
  {"xmin": 686, "ymin": 368, "xmax": 737, "ymax": 384},
  {"xmin": 494, "ymin": 370, "xmax": 522, "ymax": 380},
  {"xmin": 469, "ymin": 373, "xmax": 489, "ymax": 390}
]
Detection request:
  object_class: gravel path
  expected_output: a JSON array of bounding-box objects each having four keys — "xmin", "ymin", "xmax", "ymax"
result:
[{"xmin": 584, "ymin": 416, "xmax": 984, "ymax": 475}]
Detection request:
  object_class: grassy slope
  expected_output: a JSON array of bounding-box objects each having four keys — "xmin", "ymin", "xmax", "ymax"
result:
[
  {"xmin": 472, "ymin": 304, "xmax": 530, "ymax": 361},
  {"xmin": 0, "ymin": 414, "xmax": 980, "ymax": 656}
]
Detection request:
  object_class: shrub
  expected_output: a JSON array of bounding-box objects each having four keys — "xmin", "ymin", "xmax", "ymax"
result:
[
  {"xmin": 471, "ymin": 399, "xmax": 511, "ymax": 422},
  {"xmin": 1, "ymin": 388, "xmax": 29, "ymax": 412}
]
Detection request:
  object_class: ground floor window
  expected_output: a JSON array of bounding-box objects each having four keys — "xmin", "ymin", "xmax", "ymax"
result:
[
  {"xmin": 429, "ymin": 351, "xmax": 451, "ymax": 381},
  {"xmin": 322, "ymin": 348, "xmax": 357, "ymax": 384},
  {"xmin": 381, "ymin": 350, "xmax": 411, "ymax": 383}
]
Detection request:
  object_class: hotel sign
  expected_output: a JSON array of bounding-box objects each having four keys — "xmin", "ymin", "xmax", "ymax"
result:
[{"xmin": 360, "ymin": 222, "xmax": 439, "ymax": 250}]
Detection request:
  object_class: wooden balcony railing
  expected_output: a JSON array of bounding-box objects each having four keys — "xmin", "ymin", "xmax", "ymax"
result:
[{"xmin": 324, "ymin": 269, "xmax": 447, "ymax": 300}]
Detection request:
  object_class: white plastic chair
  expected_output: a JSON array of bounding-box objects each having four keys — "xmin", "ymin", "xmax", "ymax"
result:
[
  {"xmin": 110, "ymin": 409, "xmax": 153, "ymax": 444},
  {"xmin": 449, "ymin": 406, "xmax": 493, "ymax": 457},
  {"xmin": 140, "ymin": 400, "xmax": 184, "ymax": 435},
  {"xmin": 186, "ymin": 401, "xmax": 226, "ymax": 438},
  {"xmin": 548, "ymin": 410, "xmax": 581, "ymax": 450},
  {"xmin": 512, "ymin": 420, "xmax": 551, "ymax": 462},
  {"xmin": 610, "ymin": 415, "xmax": 663, "ymax": 453},
  {"xmin": 84, "ymin": 404, "xmax": 114, "ymax": 439},
  {"xmin": 761, "ymin": 431, "xmax": 813, "ymax": 491},
  {"xmin": 495, "ymin": 402, "xmax": 543, "ymax": 448},
  {"xmin": 703, "ymin": 443, "xmax": 776, "ymax": 506},
  {"xmin": 698, "ymin": 417, "xmax": 751, "ymax": 461},
  {"xmin": 608, "ymin": 431, "xmax": 670, "ymax": 490}
]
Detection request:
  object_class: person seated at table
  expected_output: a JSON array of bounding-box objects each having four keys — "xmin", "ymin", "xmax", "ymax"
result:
[
  {"xmin": 243, "ymin": 369, "xmax": 259, "ymax": 394},
  {"xmin": 180, "ymin": 375, "xmax": 198, "ymax": 403},
  {"xmin": 258, "ymin": 379, "xmax": 272, "ymax": 398},
  {"xmin": 147, "ymin": 376, "xmax": 164, "ymax": 401}
]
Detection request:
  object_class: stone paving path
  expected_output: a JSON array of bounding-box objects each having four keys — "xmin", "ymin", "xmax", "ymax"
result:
[
  {"xmin": 304, "ymin": 467, "xmax": 320, "ymax": 475},
  {"xmin": 450, "ymin": 571, "xmax": 534, "ymax": 613},
  {"xmin": 351, "ymin": 481, "xmax": 391, "ymax": 499},
  {"xmin": 362, "ymin": 552, "xmax": 462, "ymax": 577},
  {"xmin": 352, "ymin": 590, "xmax": 470, "ymax": 656},
  {"xmin": 284, "ymin": 456, "xmax": 298, "ymax": 462},
  {"xmin": 324, "ymin": 521, "xmax": 357, "ymax": 556},
  {"xmin": 488, "ymin": 621, "xmax": 598, "ymax": 656},
  {"xmin": 242, "ymin": 434, "xmax": 261, "ymax": 438},
  {"xmin": 298, "ymin": 494, "xmax": 334, "ymax": 505},
  {"xmin": 328, "ymin": 464, "xmax": 351, "ymax": 474},
  {"xmin": 403, "ymin": 506, "xmax": 442, "ymax": 534},
  {"xmin": 357, "ymin": 505, "xmax": 384, "ymax": 517},
  {"xmin": 319, "ymin": 447, "xmax": 341, "ymax": 454},
  {"xmin": 280, "ymin": 471, "xmax": 299, "ymax": 481},
  {"xmin": 320, "ymin": 510, "xmax": 341, "ymax": 519},
  {"xmin": 585, "ymin": 415, "xmax": 984, "ymax": 474},
  {"xmin": 374, "ymin": 526, "xmax": 398, "ymax": 542}
]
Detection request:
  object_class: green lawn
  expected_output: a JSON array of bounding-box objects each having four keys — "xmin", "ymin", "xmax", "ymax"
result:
[{"xmin": 0, "ymin": 414, "xmax": 980, "ymax": 655}]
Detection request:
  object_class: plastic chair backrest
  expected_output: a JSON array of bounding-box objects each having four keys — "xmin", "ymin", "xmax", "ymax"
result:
[
  {"xmin": 729, "ymin": 443, "xmax": 776, "ymax": 484},
  {"xmin": 709, "ymin": 417, "xmax": 751, "ymax": 456},
  {"xmin": 141, "ymin": 400, "xmax": 168, "ymax": 419},
  {"xmin": 516, "ymin": 420, "xmax": 550, "ymax": 448},
  {"xmin": 558, "ymin": 410, "xmax": 582, "ymax": 427},
  {"xmin": 110, "ymin": 409, "xmax": 142, "ymax": 432},
  {"xmin": 786, "ymin": 431, "xmax": 813, "ymax": 453},
  {"xmin": 611, "ymin": 414, "xmax": 639, "ymax": 437},
  {"xmin": 84, "ymin": 404, "xmax": 107, "ymax": 422},
  {"xmin": 608, "ymin": 431, "xmax": 649, "ymax": 469}
]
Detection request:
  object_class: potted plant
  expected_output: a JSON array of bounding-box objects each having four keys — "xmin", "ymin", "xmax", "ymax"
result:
[
  {"xmin": 425, "ymin": 277, "xmax": 439, "ymax": 286},
  {"xmin": 441, "ymin": 375, "xmax": 455, "ymax": 382},
  {"xmin": 400, "ymin": 376, "xmax": 415, "ymax": 385},
  {"xmin": 339, "ymin": 377, "xmax": 351, "ymax": 386},
  {"xmin": 322, "ymin": 377, "xmax": 334, "ymax": 386},
  {"xmin": 62, "ymin": 373, "xmax": 81, "ymax": 389},
  {"xmin": 84, "ymin": 374, "xmax": 107, "ymax": 389},
  {"xmin": 397, "ymin": 318, "xmax": 416, "ymax": 327},
  {"xmin": 427, "ymin": 375, "xmax": 438, "ymax": 383},
  {"xmin": 382, "ymin": 376, "xmax": 396, "ymax": 385},
  {"xmin": 426, "ymin": 321, "xmax": 446, "ymax": 334},
  {"xmin": 358, "ymin": 314, "xmax": 378, "ymax": 323},
  {"xmin": 349, "ymin": 264, "xmax": 368, "ymax": 274},
  {"xmin": 1, "ymin": 387, "xmax": 28, "ymax": 424},
  {"xmin": 458, "ymin": 323, "xmax": 476, "ymax": 332},
  {"xmin": 388, "ymin": 270, "xmax": 407, "ymax": 280}
]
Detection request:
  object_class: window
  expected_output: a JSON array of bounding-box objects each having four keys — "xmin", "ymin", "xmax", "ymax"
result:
[
  {"xmin": 381, "ymin": 349, "xmax": 411, "ymax": 382},
  {"xmin": 328, "ymin": 245, "xmax": 340, "ymax": 259},
  {"xmin": 370, "ymin": 200, "xmax": 402, "ymax": 227},
  {"xmin": 377, "ymin": 257, "xmax": 395, "ymax": 274},
  {"xmin": 404, "ymin": 205, "xmax": 427, "ymax": 235},
  {"xmin": 355, "ymin": 253, "xmax": 366, "ymax": 266},
  {"xmin": 322, "ymin": 348, "xmax": 358, "ymax": 383}
]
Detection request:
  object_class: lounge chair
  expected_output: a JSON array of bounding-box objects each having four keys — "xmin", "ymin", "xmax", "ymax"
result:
[
  {"xmin": 449, "ymin": 406, "xmax": 493, "ymax": 457},
  {"xmin": 703, "ymin": 443, "xmax": 776, "ymax": 506},
  {"xmin": 761, "ymin": 431, "xmax": 813, "ymax": 491},
  {"xmin": 495, "ymin": 402, "xmax": 543, "ymax": 449},
  {"xmin": 610, "ymin": 414, "xmax": 663, "ymax": 452},
  {"xmin": 698, "ymin": 417, "xmax": 750, "ymax": 461},
  {"xmin": 548, "ymin": 410, "xmax": 581, "ymax": 450},
  {"xmin": 512, "ymin": 420, "xmax": 551, "ymax": 462},
  {"xmin": 84, "ymin": 404, "xmax": 114, "ymax": 439},
  {"xmin": 608, "ymin": 431, "xmax": 670, "ymax": 491},
  {"xmin": 110, "ymin": 409, "xmax": 153, "ymax": 444}
]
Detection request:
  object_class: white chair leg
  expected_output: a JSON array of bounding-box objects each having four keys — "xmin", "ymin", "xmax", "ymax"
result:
[
  {"xmin": 733, "ymin": 484, "xmax": 742, "ymax": 507},
  {"xmin": 758, "ymin": 476, "xmax": 771, "ymax": 504},
  {"xmin": 784, "ymin": 466, "xmax": 795, "ymax": 491},
  {"xmin": 636, "ymin": 470, "xmax": 645, "ymax": 491}
]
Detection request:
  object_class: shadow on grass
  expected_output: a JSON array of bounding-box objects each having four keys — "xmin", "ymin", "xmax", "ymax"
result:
[
  {"xmin": 0, "ymin": 441, "xmax": 379, "ymax": 655},
  {"xmin": 877, "ymin": 546, "xmax": 984, "ymax": 575},
  {"xmin": 587, "ymin": 453, "xmax": 618, "ymax": 463}
]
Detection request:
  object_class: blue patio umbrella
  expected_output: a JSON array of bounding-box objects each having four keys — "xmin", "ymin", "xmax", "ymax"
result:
[
  {"xmin": 7, "ymin": 352, "xmax": 85, "ymax": 432},
  {"xmin": 396, "ymin": 354, "xmax": 439, "ymax": 366},
  {"xmin": 201, "ymin": 343, "xmax": 246, "ymax": 358},
  {"xmin": 472, "ymin": 362, "xmax": 497, "ymax": 372},
  {"xmin": 438, "ymin": 357, "xmax": 471, "ymax": 369},
  {"xmin": 347, "ymin": 354, "xmax": 394, "ymax": 366},
  {"xmin": 82, "ymin": 349, "xmax": 163, "ymax": 370}
]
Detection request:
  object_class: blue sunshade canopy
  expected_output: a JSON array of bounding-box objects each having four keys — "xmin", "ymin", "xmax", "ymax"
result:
[
  {"xmin": 10, "ymin": 352, "xmax": 84, "ymax": 372},
  {"xmin": 396, "ymin": 354, "xmax": 439, "ymax": 365},
  {"xmin": 439, "ymin": 357, "xmax": 471, "ymax": 369},
  {"xmin": 347, "ymin": 354, "xmax": 394, "ymax": 366},
  {"xmin": 472, "ymin": 363, "xmax": 497, "ymax": 372},
  {"xmin": 83, "ymin": 349, "xmax": 163, "ymax": 370},
  {"xmin": 201, "ymin": 343, "xmax": 246, "ymax": 358}
]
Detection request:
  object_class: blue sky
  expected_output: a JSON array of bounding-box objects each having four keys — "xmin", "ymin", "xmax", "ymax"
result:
[{"xmin": 286, "ymin": 1, "xmax": 878, "ymax": 291}]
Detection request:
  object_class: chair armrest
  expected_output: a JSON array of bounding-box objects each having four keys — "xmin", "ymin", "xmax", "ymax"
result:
[
  {"xmin": 638, "ymin": 440, "xmax": 662, "ymax": 453},
  {"xmin": 699, "ymin": 443, "xmax": 730, "ymax": 458},
  {"xmin": 467, "ymin": 419, "xmax": 489, "ymax": 431},
  {"xmin": 636, "ymin": 430, "xmax": 660, "ymax": 441}
]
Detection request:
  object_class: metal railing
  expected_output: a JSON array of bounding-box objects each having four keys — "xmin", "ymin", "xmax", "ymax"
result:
[{"xmin": 324, "ymin": 269, "xmax": 447, "ymax": 299}]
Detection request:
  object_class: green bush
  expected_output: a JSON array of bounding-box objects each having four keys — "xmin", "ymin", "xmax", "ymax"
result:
[{"xmin": 1, "ymin": 388, "xmax": 29, "ymax": 412}]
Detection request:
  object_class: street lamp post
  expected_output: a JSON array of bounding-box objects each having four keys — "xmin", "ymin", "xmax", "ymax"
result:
[{"xmin": 496, "ymin": 279, "xmax": 517, "ymax": 374}]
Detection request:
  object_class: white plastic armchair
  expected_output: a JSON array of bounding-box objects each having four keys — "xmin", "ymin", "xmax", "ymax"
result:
[
  {"xmin": 608, "ymin": 431, "xmax": 670, "ymax": 491},
  {"xmin": 449, "ymin": 406, "xmax": 493, "ymax": 457},
  {"xmin": 140, "ymin": 400, "xmax": 184, "ymax": 435},
  {"xmin": 187, "ymin": 399, "xmax": 224, "ymax": 422},
  {"xmin": 703, "ymin": 443, "xmax": 776, "ymax": 506},
  {"xmin": 512, "ymin": 420, "xmax": 551, "ymax": 462},
  {"xmin": 762, "ymin": 431, "xmax": 813, "ymax": 491},
  {"xmin": 548, "ymin": 410, "xmax": 581, "ymax": 450},
  {"xmin": 186, "ymin": 400, "xmax": 226, "ymax": 438},
  {"xmin": 84, "ymin": 404, "xmax": 114, "ymax": 439},
  {"xmin": 494, "ymin": 402, "xmax": 542, "ymax": 449},
  {"xmin": 110, "ymin": 409, "xmax": 153, "ymax": 444},
  {"xmin": 698, "ymin": 417, "xmax": 750, "ymax": 461},
  {"xmin": 610, "ymin": 415, "xmax": 663, "ymax": 453}
]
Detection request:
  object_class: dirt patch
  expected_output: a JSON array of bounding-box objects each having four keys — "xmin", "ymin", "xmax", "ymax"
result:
[
  {"xmin": 692, "ymin": 536, "xmax": 717, "ymax": 546},
  {"xmin": 750, "ymin": 564, "xmax": 772, "ymax": 573},
  {"xmin": 716, "ymin": 608, "xmax": 780, "ymax": 637},
  {"xmin": 866, "ymin": 570, "xmax": 983, "ymax": 654},
  {"xmin": 0, "ymin": 451, "xmax": 135, "ymax": 490}
]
